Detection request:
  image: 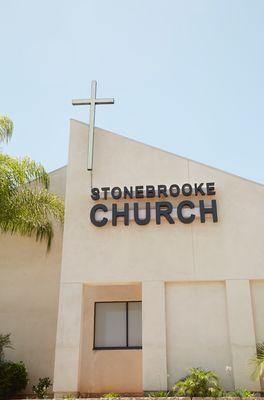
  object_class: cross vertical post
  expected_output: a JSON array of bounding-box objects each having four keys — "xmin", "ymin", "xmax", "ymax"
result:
[
  {"xmin": 88, "ymin": 80, "xmax": 96, "ymax": 171},
  {"xmin": 72, "ymin": 80, "xmax": 114, "ymax": 171}
]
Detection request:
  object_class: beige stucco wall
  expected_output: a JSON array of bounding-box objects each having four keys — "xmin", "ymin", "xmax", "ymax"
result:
[
  {"xmin": 251, "ymin": 281, "xmax": 264, "ymax": 344},
  {"xmin": 251, "ymin": 281, "xmax": 264, "ymax": 390},
  {"xmin": 60, "ymin": 121, "xmax": 264, "ymax": 284},
  {"xmin": 54, "ymin": 120, "xmax": 264, "ymax": 394},
  {"xmin": 0, "ymin": 166, "xmax": 66, "ymax": 391},
  {"xmin": 166, "ymin": 281, "xmax": 234, "ymax": 390},
  {"xmin": 80, "ymin": 284, "xmax": 142, "ymax": 394}
]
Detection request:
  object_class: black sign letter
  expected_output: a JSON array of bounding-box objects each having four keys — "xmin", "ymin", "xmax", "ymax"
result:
[
  {"xmin": 146, "ymin": 185, "xmax": 155, "ymax": 198},
  {"xmin": 199, "ymin": 200, "xmax": 218, "ymax": 222},
  {"xmin": 112, "ymin": 203, "xmax": 129, "ymax": 226},
  {"xmin": 206, "ymin": 182, "xmax": 216, "ymax": 195},
  {"xmin": 194, "ymin": 183, "xmax": 205, "ymax": 196},
  {"xmin": 158, "ymin": 185, "xmax": 168, "ymax": 198},
  {"xmin": 124, "ymin": 186, "xmax": 133, "ymax": 199},
  {"xmin": 134, "ymin": 202, "xmax": 151, "ymax": 225},
  {"xmin": 169, "ymin": 184, "xmax": 180, "ymax": 197},
  {"xmin": 177, "ymin": 200, "xmax": 195, "ymax": 224},
  {"xmin": 182, "ymin": 183, "xmax": 193, "ymax": 196},
  {"xmin": 90, "ymin": 204, "xmax": 108, "ymax": 227},
  {"xmin": 156, "ymin": 201, "xmax": 174, "ymax": 224},
  {"xmin": 111, "ymin": 187, "xmax": 122, "ymax": 200},
  {"xmin": 91, "ymin": 187, "xmax": 100, "ymax": 200},
  {"xmin": 101, "ymin": 187, "xmax": 110, "ymax": 200}
]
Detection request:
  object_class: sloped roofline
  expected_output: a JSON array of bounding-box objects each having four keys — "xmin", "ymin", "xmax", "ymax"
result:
[
  {"xmin": 48, "ymin": 165, "xmax": 67, "ymax": 175},
  {"xmin": 50, "ymin": 119, "xmax": 263, "ymax": 188}
]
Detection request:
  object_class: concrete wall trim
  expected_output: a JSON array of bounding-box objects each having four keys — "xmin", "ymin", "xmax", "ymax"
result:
[
  {"xmin": 142, "ymin": 281, "xmax": 167, "ymax": 391},
  {"xmin": 226, "ymin": 280, "xmax": 260, "ymax": 391}
]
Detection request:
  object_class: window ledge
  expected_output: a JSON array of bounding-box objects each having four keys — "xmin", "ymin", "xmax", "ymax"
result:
[{"xmin": 93, "ymin": 346, "xmax": 142, "ymax": 350}]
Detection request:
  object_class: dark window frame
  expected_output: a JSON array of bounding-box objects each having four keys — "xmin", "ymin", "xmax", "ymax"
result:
[{"xmin": 93, "ymin": 300, "xmax": 142, "ymax": 350}]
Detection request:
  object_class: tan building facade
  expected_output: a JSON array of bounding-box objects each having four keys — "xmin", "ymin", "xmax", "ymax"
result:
[{"xmin": 0, "ymin": 119, "xmax": 264, "ymax": 395}]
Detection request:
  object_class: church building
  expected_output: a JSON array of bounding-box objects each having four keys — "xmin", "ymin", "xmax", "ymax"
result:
[{"xmin": 0, "ymin": 83, "xmax": 264, "ymax": 397}]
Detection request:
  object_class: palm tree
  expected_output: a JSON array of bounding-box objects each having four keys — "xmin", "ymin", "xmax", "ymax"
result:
[
  {"xmin": 251, "ymin": 342, "xmax": 264, "ymax": 382},
  {"xmin": 0, "ymin": 116, "xmax": 64, "ymax": 249}
]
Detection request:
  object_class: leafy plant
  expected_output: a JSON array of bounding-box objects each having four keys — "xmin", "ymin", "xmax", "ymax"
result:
[
  {"xmin": 0, "ymin": 116, "xmax": 13, "ymax": 142},
  {"xmin": 63, "ymin": 394, "xmax": 75, "ymax": 400},
  {"xmin": 0, "ymin": 115, "xmax": 64, "ymax": 250},
  {"xmin": 225, "ymin": 388, "xmax": 253, "ymax": 398},
  {"xmin": 250, "ymin": 342, "xmax": 264, "ymax": 381},
  {"xmin": 102, "ymin": 393, "xmax": 120, "ymax": 398},
  {"xmin": 0, "ymin": 360, "xmax": 28, "ymax": 399},
  {"xmin": 32, "ymin": 377, "xmax": 52, "ymax": 399},
  {"xmin": 148, "ymin": 391, "xmax": 169, "ymax": 397},
  {"xmin": 172, "ymin": 367, "xmax": 223, "ymax": 397},
  {"xmin": 0, "ymin": 333, "xmax": 28, "ymax": 399},
  {"xmin": 0, "ymin": 334, "xmax": 13, "ymax": 362}
]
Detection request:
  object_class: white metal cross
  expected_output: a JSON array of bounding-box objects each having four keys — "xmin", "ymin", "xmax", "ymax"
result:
[{"xmin": 72, "ymin": 80, "xmax": 114, "ymax": 171}]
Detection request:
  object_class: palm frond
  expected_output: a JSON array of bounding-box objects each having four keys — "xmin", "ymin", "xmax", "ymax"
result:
[
  {"xmin": 0, "ymin": 117, "xmax": 64, "ymax": 249},
  {"xmin": 0, "ymin": 116, "xmax": 13, "ymax": 143},
  {"xmin": 256, "ymin": 342, "xmax": 264, "ymax": 358},
  {"xmin": 0, "ymin": 154, "xmax": 49, "ymax": 189},
  {"xmin": 250, "ymin": 342, "xmax": 264, "ymax": 381},
  {"xmin": 0, "ymin": 186, "xmax": 64, "ymax": 250}
]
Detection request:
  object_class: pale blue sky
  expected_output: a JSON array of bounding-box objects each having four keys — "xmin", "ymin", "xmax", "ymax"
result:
[{"xmin": 0, "ymin": 0, "xmax": 263, "ymax": 182}]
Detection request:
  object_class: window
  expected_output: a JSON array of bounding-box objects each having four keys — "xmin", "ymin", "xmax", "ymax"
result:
[{"xmin": 94, "ymin": 301, "xmax": 142, "ymax": 349}]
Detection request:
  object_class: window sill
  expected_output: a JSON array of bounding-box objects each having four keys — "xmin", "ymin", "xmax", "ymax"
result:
[{"xmin": 93, "ymin": 346, "xmax": 142, "ymax": 350}]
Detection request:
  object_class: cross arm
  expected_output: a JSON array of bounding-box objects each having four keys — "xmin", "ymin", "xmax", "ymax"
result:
[
  {"xmin": 72, "ymin": 99, "xmax": 92, "ymax": 105},
  {"xmin": 95, "ymin": 98, "xmax": 114, "ymax": 104},
  {"xmin": 72, "ymin": 98, "xmax": 114, "ymax": 106}
]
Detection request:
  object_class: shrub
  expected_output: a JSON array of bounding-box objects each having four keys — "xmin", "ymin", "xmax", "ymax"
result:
[
  {"xmin": 172, "ymin": 367, "xmax": 223, "ymax": 397},
  {"xmin": 32, "ymin": 377, "xmax": 52, "ymax": 399},
  {"xmin": 147, "ymin": 391, "xmax": 169, "ymax": 397},
  {"xmin": 250, "ymin": 342, "xmax": 264, "ymax": 381},
  {"xmin": 0, "ymin": 333, "xmax": 28, "ymax": 399},
  {"xmin": 102, "ymin": 393, "xmax": 120, "ymax": 398},
  {"xmin": 0, "ymin": 360, "xmax": 28, "ymax": 399},
  {"xmin": 63, "ymin": 394, "xmax": 75, "ymax": 400},
  {"xmin": 225, "ymin": 388, "xmax": 253, "ymax": 398},
  {"xmin": 0, "ymin": 334, "xmax": 13, "ymax": 362}
]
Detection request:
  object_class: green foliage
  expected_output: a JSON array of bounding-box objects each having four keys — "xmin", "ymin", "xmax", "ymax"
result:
[
  {"xmin": 63, "ymin": 394, "xmax": 75, "ymax": 400},
  {"xmin": 147, "ymin": 391, "xmax": 169, "ymax": 397},
  {"xmin": 225, "ymin": 388, "xmax": 253, "ymax": 398},
  {"xmin": 172, "ymin": 367, "xmax": 223, "ymax": 397},
  {"xmin": 32, "ymin": 377, "xmax": 52, "ymax": 399},
  {"xmin": 0, "ymin": 333, "xmax": 13, "ymax": 362},
  {"xmin": 0, "ymin": 333, "xmax": 28, "ymax": 399},
  {"xmin": 250, "ymin": 342, "xmax": 264, "ymax": 381},
  {"xmin": 102, "ymin": 393, "xmax": 120, "ymax": 398},
  {"xmin": 0, "ymin": 360, "xmax": 28, "ymax": 399},
  {"xmin": 0, "ymin": 116, "xmax": 13, "ymax": 143},
  {"xmin": 0, "ymin": 116, "xmax": 64, "ymax": 249}
]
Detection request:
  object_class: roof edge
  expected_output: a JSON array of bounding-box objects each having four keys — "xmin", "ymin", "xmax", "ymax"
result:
[
  {"xmin": 47, "ymin": 165, "xmax": 67, "ymax": 175},
  {"xmin": 69, "ymin": 119, "xmax": 264, "ymax": 188}
]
